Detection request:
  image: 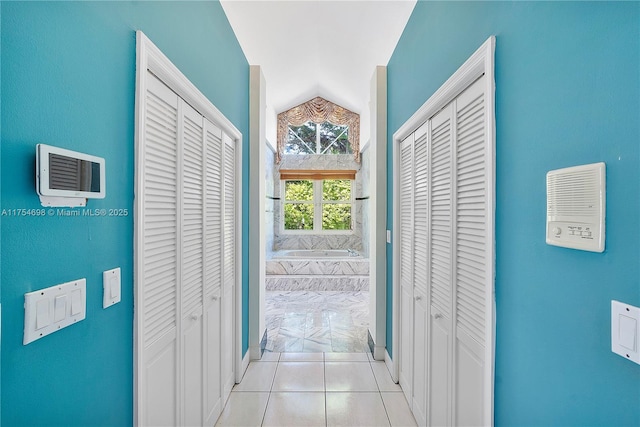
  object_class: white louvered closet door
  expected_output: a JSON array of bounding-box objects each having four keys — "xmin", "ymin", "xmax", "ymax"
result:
[
  {"xmin": 427, "ymin": 75, "xmax": 489, "ymax": 427},
  {"xmin": 453, "ymin": 76, "xmax": 488, "ymax": 426},
  {"xmin": 141, "ymin": 72, "xmax": 180, "ymax": 426},
  {"xmin": 398, "ymin": 134, "xmax": 414, "ymax": 408},
  {"xmin": 221, "ymin": 133, "xmax": 236, "ymax": 400},
  {"xmin": 181, "ymin": 101, "xmax": 205, "ymax": 427},
  {"xmin": 428, "ymin": 102, "xmax": 454, "ymax": 427},
  {"xmin": 203, "ymin": 119, "xmax": 223, "ymax": 425},
  {"xmin": 139, "ymin": 71, "xmax": 235, "ymax": 427},
  {"xmin": 411, "ymin": 122, "xmax": 429, "ymax": 426},
  {"xmin": 397, "ymin": 45, "xmax": 493, "ymax": 427}
]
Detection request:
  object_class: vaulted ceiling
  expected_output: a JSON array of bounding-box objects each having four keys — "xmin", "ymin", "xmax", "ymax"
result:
[{"xmin": 220, "ymin": 0, "xmax": 416, "ymax": 145}]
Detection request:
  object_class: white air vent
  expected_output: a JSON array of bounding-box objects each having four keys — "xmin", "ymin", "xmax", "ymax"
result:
[{"xmin": 546, "ymin": 162, "xmax": 605, "ymax": 252}]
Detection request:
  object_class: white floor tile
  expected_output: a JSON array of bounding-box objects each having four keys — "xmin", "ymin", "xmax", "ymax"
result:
[
  {"xmin": 325, "ymin": 352, "xmax": 369, "ymax": 362},
  {"xmin": 381, "ymin": 392, "xmax": 418, "ymax": 427},
  {"xmin": 263, "ymin": 392, "xmax": 326, "ymax": 427},
  {"xmin": 233, "ymin": 362, "xmax": 277, "ymax": 392},
  {"xmin": 215, "ymin": 391, "xmax": 269, "ymax": 427},
  {"xmin": 325, "ymin": 361, "xmax": 378, "ymax": 391},
  {"xmin": 258, "ymin": 351, "xmax": 280, "ymax": 362},
  {"xmin": 271, "ymin": 361, "xmax": 325, "ymax": 391},
  {"xmin": 326, "ymin": 392, "xmax": 390, "ymax": 427},
  {"xmin": 215, "ymin": 291, "xmax": 419, "ymax": 426},
  {"xmin": 279, "ymin": 352, "xmax": 324, "ymax": 362},
  {"xmin": 371, "ymin": 361, "xmax": 402, "ymax": 392}
]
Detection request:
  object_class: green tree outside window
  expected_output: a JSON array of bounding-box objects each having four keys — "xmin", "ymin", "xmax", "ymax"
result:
[{"xmin": 283, "ymin": 179, "xmax": 352, "ymax": 231}]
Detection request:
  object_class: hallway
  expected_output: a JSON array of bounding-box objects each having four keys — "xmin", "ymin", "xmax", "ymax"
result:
[{"xmin": 215, "ymin": 352, "xmax": 417, "ymax": 426}]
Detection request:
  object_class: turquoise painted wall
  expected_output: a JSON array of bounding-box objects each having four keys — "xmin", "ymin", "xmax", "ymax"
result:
[
  {"xmin": 0, "ymin": 2, "xmax": 248, "ymax": 426},
  {"xmin": 387, "ymin": 1, "xmax": 639, "ymax": 425}
]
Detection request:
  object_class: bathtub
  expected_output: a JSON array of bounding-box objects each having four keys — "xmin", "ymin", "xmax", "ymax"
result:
[
  {"xmin": 273, "ymin": 249, "xmax": 361, "ymax": 259},
  {"xmin": 266, "ymin": 249, "xmax": 368, "ymax": 291}
]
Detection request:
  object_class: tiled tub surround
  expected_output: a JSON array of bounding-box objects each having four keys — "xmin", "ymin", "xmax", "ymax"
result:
[
  {"xmin": 266, "ymin": 250, "xmax": 369, "ymax": 291},
  {"xmin": 265, "ymin": 290, "xmax": 370, "ymax": 353}
]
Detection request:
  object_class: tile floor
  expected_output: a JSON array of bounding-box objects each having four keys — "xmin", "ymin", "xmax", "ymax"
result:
[
  {"xmin": 215, "ymin": 352, "xmax": 417, "ymax": 427},
  {"xmin": 265, "ymin": 291, "xmax": 370, "ymax": 353}
]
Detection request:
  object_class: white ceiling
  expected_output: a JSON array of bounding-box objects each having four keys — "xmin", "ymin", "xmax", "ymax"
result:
[{"xmin": 220, "ymin": 0, "xmax": 416, "ymax": 145}]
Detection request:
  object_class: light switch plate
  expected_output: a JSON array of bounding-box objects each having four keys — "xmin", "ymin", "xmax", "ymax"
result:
[
  {"xmin": 103, "ymin": 267, "xmax": 121, "ymax": 308},
  {"xmin": 24, "ymin": 278, "xmax": 86, "ymax": 345},
  {"xmin": 611, "ymin": 300, "xmax": 640, "ymax": 365}
]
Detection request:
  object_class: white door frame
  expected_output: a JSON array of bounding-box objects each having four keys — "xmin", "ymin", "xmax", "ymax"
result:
[
  {"xmin": 134, "ymin": 30, "xmax": 244, "ymax": 423},
  {"xmin": 247, "ymin": 66, "xmax": 266, "ymax": 361},
  {"xmin": 392, "ymin": 36, "xmax": 495, "ymax": 424}
]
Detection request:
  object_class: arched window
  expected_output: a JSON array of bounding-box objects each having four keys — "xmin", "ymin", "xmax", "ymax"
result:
[{"xmin": 276, "ymin": 97, "xmax": 360, "ymax": 163}]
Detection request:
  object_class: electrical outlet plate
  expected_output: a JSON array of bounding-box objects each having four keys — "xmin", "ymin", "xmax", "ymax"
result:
[
  {"xmin": 24, "ymin": 279, "xmax": 86, "ymax": 345},
  {"xmin": 103, "ymin": 267, "xmax": 121, "ymax": 308},
  {"xmin": 612, "ymin": 300, "xmax": 640, "ymax": 365}
]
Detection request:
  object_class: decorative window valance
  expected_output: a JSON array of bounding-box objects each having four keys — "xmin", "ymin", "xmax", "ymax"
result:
[
  {"xmin": 277, "ymin": 97, "xmax": 360, "ymax": 164},
  {"xmin": 279, "ymin": 169, "xmax": 357, "ymax": 181}
]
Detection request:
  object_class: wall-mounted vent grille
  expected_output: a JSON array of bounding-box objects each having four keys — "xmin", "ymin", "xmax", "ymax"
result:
[{"xmin": 546, "ymin": 162, "xmax": 605, "ymax": 252}]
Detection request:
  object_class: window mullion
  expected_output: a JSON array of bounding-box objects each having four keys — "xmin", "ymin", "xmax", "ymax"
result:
[{"xmin": 314, "ymin": 180, "xmax": 322, "ymax": 231}]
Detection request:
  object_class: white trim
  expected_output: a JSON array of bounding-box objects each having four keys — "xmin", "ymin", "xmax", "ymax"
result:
[
  {"xmin": 240, "ymin": 348, "xmax": 251, "ymax": 380},
  {"xmin": 391, "ymin": 35, "xmax": 495, "ymax": 426},
  {"xmin": 140, "ymin": 33, "xmax": 241, "ymax": 143},
  {"xmin": 248, "ymin": 66, "xmax": 266, "ymax": 361},
  {"xmin": 133, "ymin": 31, "xmax": 147, "ymax": 425},
  {"xmin": 134, "ymin": 30, "xmax": 243, "ymax": 425},
  {"xmin": 369, "ymin": 66, "xmax": 387, "ymax": 361},
  {"xmin": 234, "ymin": 133, "xmax": 244, "ymax": 384},
  {"xmin": 393, "ymin": 38, "xmax": 493, "ymax": 142},
  {"xmin": 391, "ymin": 112, "xmax": 400, "ymax": 384},
  {"xmin": 384, "ymin": 349, "xmax": 397, "ymax": 383}
]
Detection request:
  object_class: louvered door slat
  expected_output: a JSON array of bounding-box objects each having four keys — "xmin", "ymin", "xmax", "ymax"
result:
[
  {"xmin": 414, "ymin": 126, "xmax": 429, "ymax": 294},
  {"xmin": 400, "ymin": 138, "xmax": 413, "ymax": 285},
  {"xmin": 456, "ymin": 78, "xmax": 486, "ymax": 346},
  {"xmin": 398, "ymin": 134, "xmax": 415, "ymax": 407},
  {"xmin": 205, "ymin": 121, "xmax": 223, "ymax": 294},
  {"xmin": 143, "ymin": 75, "xmax": 178, "ymax": 348},
  {"xmin": 182, "ymin": 107, "xmax": 204, "ymax": 318},
  {"xmin": 430, "ymin": 108, "xmax": 452, "ymax": 318},
  {"xmin": 223, "ymin": 136, "xmax": 235, "ymax": 288}
]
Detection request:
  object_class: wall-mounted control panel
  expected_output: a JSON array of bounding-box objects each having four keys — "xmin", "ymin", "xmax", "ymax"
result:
[
  {"xmin": 612, "ymin": 300, "xmax": 640, "ymax": 365},
  {"xmin": 546, "ymin": 162, "xmax": 605, "ymax": 252},
  {"xmin": 24, "ymin": 278, "xmax": 86, "ymax": 345},
  {"xmin": 36, "ymin": 144, "xmax": 106, "ymax": 208}
]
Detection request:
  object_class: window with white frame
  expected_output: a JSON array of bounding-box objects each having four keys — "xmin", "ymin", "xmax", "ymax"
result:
[
  {"xmin": 282, "ymin": 178, "xmax": 353, "ymax": 232},
  {"xmin": 285, "ymin": 121, "xmax": 352, "ymax": 155}
]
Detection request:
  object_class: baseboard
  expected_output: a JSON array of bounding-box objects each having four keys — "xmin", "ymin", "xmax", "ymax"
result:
[
  {"xmin": 373, "ymin": 344, "xmax": 386, "ymax": 361},
  {"xmin": 240, "ymin": 349, "xmax": 251, "ymax": 380},
  {"xmin": 249, "ymin": 329, "xmax": 267, "ymax": 361},
  {"xmin": 385, "ymin": 349, "xmax": 398, "ymax": 383}
]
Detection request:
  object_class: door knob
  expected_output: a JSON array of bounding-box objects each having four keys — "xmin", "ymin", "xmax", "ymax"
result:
[
  {"xmin": 434, "ymin": 313, "xmax": 442, "ymax": 319},
  {"xmin": 415, "ymin": 295, "xmax": 422, "ymax": 301},
  {"xmin": 190, "ymin": 314, "xmax": 198, "ymax": 321}
]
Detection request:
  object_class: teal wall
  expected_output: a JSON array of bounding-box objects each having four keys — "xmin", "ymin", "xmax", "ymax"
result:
[
  {"xmin": 387, "ymin": 1, "xmax": 639, "ymax": 425},
  {"xmin": 0, "ymin": 2, "xmax": 248, "ymax": 426}
]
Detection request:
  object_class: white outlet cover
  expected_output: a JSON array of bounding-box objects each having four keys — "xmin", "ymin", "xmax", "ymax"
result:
[
  {"xmin": 611, "ymin": 300, "xmax": 640, "ymax": 365},
  {"xmin": 103, "ymin": 267, "xmax": 121, "ymax": 308},
  {"xmin": 24, "ymin": 278, "xmax": 86, "ymax": 345}
]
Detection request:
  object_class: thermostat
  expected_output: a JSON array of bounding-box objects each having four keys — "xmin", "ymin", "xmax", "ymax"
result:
[{"xmin": 546, "ymin": 162, "xmax": 605, "ymax": 252}]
